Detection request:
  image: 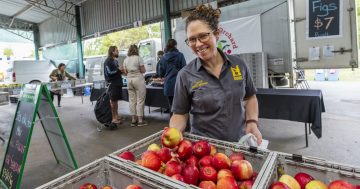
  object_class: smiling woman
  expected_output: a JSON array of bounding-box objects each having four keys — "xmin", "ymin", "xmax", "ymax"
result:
[{"xmin": 168, "ymin": 4, "xmax": 263, "ymax": 145}]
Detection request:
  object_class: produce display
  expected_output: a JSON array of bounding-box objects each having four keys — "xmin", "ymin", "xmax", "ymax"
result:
[
  {"xmin": 269, "ymin": 172, "xmax": 360, "ymax": 189},
  {"xmin": 117, "ymin": 128, "xmax": 260, "ymax": 189},
  {"xmin": 39, "ymin": 130, "xmax": 360, "ymax": 189}
]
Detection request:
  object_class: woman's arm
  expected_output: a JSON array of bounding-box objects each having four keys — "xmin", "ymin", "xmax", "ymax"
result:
[
  {"xmin": 49, "ymin": 70, "xmax": 57, "ymax": 81},
  {"xmin": 65, "ymin": 72, "xmax": 76, "ymax": 80},
  {"xmin": 169, "ymin": 113, "xmax": 189, "ymax": 132},
  {"xmin": 244, "ymin": 95, "xmax": 262, "ymax": 145}
]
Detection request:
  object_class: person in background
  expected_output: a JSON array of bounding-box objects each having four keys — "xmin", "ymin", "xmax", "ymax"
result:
[
  {"xmin": 123, "ymin": 44, "xmax": 147, "ymax": 127},
  {"xmin": 159, "ymin": 39, "xmax": 186, "ymax": 117},
  {"xmin": 49, "ymin": 63, "xmax": 76, "ymax": 107},
  {"xmin": 169, "ymin": 4, "xmax": 262, "ymax": 145},
  {"xmin": 156, "ymin": 50, "xmax": 164, "ymax": 77},
  {"xmin": 104, "ymin": 46, "xmax": 123, "ymax": 125}
]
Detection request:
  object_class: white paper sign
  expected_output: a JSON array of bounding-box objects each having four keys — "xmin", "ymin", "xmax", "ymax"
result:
[
  {"xmin": 323, "ymin": 45, "xmax": 335, "ymax": 59},
  {"xmin": 309, "ymin": 47, "xmax": 320, "ymax": 61}
]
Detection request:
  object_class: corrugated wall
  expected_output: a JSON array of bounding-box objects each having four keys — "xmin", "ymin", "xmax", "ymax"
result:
[
  {"xmin": 81, "ymin": 0, "xmax": 233, "ymax": 38},
  {"xmin": 39, "ymin": 17, "xmax": 76, "ymax": 47}
]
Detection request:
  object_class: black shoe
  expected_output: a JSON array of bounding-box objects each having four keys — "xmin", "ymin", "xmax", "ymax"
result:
[{"xmin": 164, "ymin": 109, "xmax": 170, "ymax": 113}]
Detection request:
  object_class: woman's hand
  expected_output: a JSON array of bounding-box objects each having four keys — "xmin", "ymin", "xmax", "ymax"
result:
[{"xmin": 245, "ymin": 123, "xmax": 262, "ymax": 145}]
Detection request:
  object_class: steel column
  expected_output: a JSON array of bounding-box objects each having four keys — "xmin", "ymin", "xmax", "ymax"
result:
[
  {"xmin": 75, "ymin": 5, "xmax": 84, "ymax": 79},
  {"xmin": 33, "ymin": 25, "xmax": 40, "ymax": 60},
  {"xmin": 163, "ymin": 0, "xmax": 171, "ymax": 43}
]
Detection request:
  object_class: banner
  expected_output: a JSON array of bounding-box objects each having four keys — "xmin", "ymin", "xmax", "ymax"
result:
[{"xmin": 217, "ymin": 15, "xmax": 262, "ymax": 55}]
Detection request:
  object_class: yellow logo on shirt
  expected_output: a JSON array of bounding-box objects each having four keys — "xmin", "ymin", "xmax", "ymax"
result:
[
  {"xmin": 231, "ymin": 65, "xmax": 243, "ymax": 80},
  {"xmin": 191, "ymin": 80, "xmax": 208, "ymax": 90}
]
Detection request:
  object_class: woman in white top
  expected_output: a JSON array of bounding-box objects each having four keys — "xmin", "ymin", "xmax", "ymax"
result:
[{"xmin": 123, "ymin": 44, "xmax": 147, "ymax": 126}]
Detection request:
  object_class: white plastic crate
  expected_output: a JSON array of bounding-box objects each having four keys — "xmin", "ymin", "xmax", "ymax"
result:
[
  {"xmin": 109, "ymin": 131, "xmax": 275, "ymax": 188},
  {"xmin": 36, "ymin": 157, "xmax": 189, "ymax": 189},
  {"xmin": 258, "ymin": 152, "xmax": 360, "ymax": 188}
]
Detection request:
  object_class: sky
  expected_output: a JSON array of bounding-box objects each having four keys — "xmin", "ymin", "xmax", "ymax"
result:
[{"xmin": 0, "ymin": 29, "xmax": 34, "ymax": 59}]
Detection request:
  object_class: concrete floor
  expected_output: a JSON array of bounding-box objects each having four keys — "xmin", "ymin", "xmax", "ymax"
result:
[{"xmin": 0, "ymin": 81, "xmax": 360, "ymax": 188}]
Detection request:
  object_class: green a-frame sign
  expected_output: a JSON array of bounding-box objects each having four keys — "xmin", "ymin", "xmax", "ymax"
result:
[{"xmin": 0, "ymin": 84, "xmax": 78, "ymax": 189}]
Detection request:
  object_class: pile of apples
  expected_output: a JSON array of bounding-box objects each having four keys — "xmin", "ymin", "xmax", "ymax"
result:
[
  {"xmin": 79, "ymin": 183, "xmax": 141, "ymax": 189},
  {"xmin": 117, "ymin": 128, "xmax": 258, "ymax": 189},
  {"xmin": 79, "ymin": 183, "xmax": 112, "ymax": 189},
  {"xmin": 270, "ymin": 172, "xmax": 360, "ymax": 189}
]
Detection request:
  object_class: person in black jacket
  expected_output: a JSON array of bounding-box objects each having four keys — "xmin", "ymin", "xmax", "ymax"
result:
[
  {"xmin": 159, "ymin": 39, "xmax": 186, "ymax": 117},
  {"xmin": 104, "ymin": 46, "xmax": 123, "ymax": 124}
]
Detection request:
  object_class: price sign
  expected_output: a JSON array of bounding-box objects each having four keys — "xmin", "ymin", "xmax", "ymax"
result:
[{"xmin": 307, "ymin": 0, "xmax": 342, "ymax": 39}]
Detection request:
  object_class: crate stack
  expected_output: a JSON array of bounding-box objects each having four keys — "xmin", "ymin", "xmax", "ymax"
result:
[{"xmin": 236, "ymin": 53, "xmax": 269, "ymax": 88}]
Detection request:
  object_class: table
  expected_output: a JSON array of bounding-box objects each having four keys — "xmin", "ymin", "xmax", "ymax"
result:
[
  {"xmin": 256, "ymin": 88, "xmax": 325, "ymax": 147},
  {"xmin": 121, "ymin": 86, "xmax": 169, "ymax": 113},
  {"xmin": 50, "ymin": 83, "xmax": 93, "ymax": 104}
]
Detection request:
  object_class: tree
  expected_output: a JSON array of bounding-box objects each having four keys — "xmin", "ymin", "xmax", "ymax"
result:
[
  {"xmin": 84, "ymin": 23, "xmax": 161, "ymax": 57},
  {"xmin": 3, "ymin": 48, "xmax": 14, "ymax": 58}
]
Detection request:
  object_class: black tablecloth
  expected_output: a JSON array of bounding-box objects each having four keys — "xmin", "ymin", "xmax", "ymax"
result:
[
  {"xmin": 113, "ymin": 86, "xmax": 325, "ymax": 139},
  {"xmin": 256, "ymin": 88, "xmax": 325, "ymax": 138},
  {"xmin": 121, "ymin": 86, "xmax": 169, "ymax": 109}
]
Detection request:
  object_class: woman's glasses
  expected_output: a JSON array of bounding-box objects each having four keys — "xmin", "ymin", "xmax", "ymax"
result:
[{"xmin": 185, "ymin": 32, "xmax": 212, "ymax": 46}]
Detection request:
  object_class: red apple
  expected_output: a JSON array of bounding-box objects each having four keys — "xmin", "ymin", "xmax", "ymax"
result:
[
  {"xmin": 229, "ymin": 152, "xmax": 245, "ymax": 162},
  {"xmin": 164, "ymin": 160, "xmax": 182, "ymax": 177},
  {"xmin": 185, "ymin": 155, "xmax": 199, "ymax": 167},
  {"xmin": 171, "ymin": 174, "xmax": 184, "ymax": 182},
  {"xmin": 199, "ymin": 166, "xmax": 217, "ymax": 182},
  {"xmin": 217, "ymin": 176, "xmax": 238, "ymax": 189},
  {"xmin": 182, "ymin": 164, "xmax": 199, "ymax": 185},
  {"xmin": 356, "ymin": 185, "xmax": 360, "ymax": 189},
  {"xmin": 193, "ymin": 140, "xmax": 211, "ymax": 158},
  {"xmin": 156, "ymin": 147, "xmax": 172, "ymax": 163},
  {"xmin": 231, "ymin": 160, "xmax": 253, "ymax": 181},
  {"xmin": 239, "ymin": 180, "xmax": 254, "ymax": 189},
  {"xmin": 125, "ymin": 185, "xmax": 142, "ymax": 189},
  {"xmin": 269, "ymin": 182, "xmax": 291, "ymax": 189},
  {"xmin": 199, "ymin": 155, "xmax": 213, "ymax": 167},
  {"xmin": 252, "ymin": 172, "xmax": 258, "ymax": 181},
  {"xmin": 199, "ymin": 181, "xmax": 216, "ymax": 189},
  {"xmin": 100, "ymin": 186, "xmax": 113, "ymax": 189},
  {"xmin": 294, "ymin": 172, "xmax": 314, "ymax": 189},
  {"xmin": 80, "ymin": 183, "xmax": 97, "ymax": 189},
  {"xmin": 210, "ymin": 144, "xmax": 216, "ymax": 156},
  {"xmin": 118, "ymin": 151, "xmax": 135, "ymax": 162},
  {"xmin": 177, "ymin": 140, "xmax": 193, "ymax": 160},
  {"xmin": 328, "ymin": 180, "xmax": 356, "ymax": 189},
  {"xmin": 212, "ymin": 153, "xmax": 231, "ymax": 170},
  {"xmin": 141, "ymin": 151, "xmax": 161, "ymax": 171},
  {"xmin": 161, "ymin": 127, "xmax": 182, "ymax": 149},
  {"xmin": 217, "ymin": 169, "xmax": 234, "ymax": 181}
]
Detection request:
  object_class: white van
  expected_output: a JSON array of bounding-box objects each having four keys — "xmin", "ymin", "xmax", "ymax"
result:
[
  {"xmin": 5, "ymin": 60, "xmax": 56, "ymax": 84},
  {"xmin": 84, "ymin": 50, "xmax": 127, "ymax": 83}
]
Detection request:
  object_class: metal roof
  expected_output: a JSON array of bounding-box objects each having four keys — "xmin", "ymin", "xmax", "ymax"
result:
[{"xmin": 0, "ymin": 0, "xmax": 86, "ymax": 30}]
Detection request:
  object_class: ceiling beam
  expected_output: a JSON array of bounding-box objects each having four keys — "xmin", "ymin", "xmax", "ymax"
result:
[
  {"xmin": 0, "ymin": 13, "xmax": 34, "ymax": 31},
  {"xmin": 25, "ymin": 0, "xmax": 76, "ymax": 27}
]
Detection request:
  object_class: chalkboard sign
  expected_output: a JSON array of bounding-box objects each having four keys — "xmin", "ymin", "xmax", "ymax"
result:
[
  {"xmin": 307, "ymin": 0, "xmax": 342, "ymax": 39},
  {"xmin": 0, "ymin": 85, "xmax": 39, "ymax": 189},
  {"xmin": 0, "ymin": 84, "xmax": 77, "ymax": 189}
]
